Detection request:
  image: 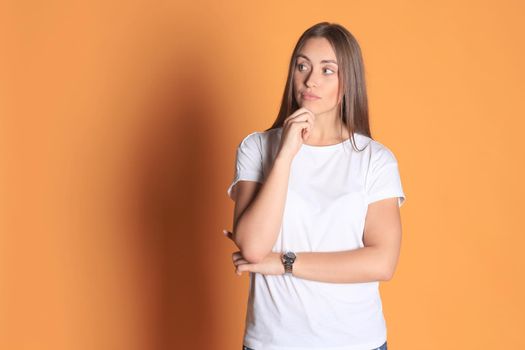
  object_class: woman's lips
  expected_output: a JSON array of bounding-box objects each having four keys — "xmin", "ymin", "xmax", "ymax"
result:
[{"xmin": 301, "ymin": 93, "xmax": 320, "ymax": 100}]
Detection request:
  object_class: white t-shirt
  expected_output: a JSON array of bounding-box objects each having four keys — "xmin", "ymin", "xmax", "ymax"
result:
[{"xmin": 227, "ymin": 127, "xmax": 406, "ymax": 350}]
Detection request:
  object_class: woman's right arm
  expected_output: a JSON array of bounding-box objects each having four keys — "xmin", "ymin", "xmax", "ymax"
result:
[
  {"xmin": 232, "ymin": 108, "xmax": 315, "ymax": 264},
  {"xmin": 232, "ymin": 154, "xmax": 293, "ymax": 263}
]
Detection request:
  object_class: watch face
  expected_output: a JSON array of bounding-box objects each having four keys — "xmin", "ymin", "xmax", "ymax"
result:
[{"xmin": 285, "ymin": 252, "xmax": 296, "ymax": 260}]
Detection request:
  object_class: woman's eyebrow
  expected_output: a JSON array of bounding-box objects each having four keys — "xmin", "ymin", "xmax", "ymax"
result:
[{"xmin": 296, "ymin": 53, "xmax": 338, "ymax": 65}]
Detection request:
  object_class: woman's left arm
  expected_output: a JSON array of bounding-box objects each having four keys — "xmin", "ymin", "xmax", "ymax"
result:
[{"xmin": 224, "ymin": 197, "xmax": 402, "ymax": 283}]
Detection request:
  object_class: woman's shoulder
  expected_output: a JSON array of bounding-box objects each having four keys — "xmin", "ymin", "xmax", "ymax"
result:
[
  {"xmin": 240, "ymin": 127, "xmax": 282, "ymax": 146},
  {"xmin": 239, "ymin": 126, "xmax": 280, "ymax": 138},
  {"xmin": 365, "ymin": 136, "xmax": 401, "ymax": 167},
  {"xmin": 350, "ymin": 133, "xmax": 401, "ymax": 165},
  {"xmin": 234, "ymin": 128, "xmax": 282, "ymax": 157}
]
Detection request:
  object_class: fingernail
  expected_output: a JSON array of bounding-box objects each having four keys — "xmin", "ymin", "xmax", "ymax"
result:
[{"xmin": 222, "ymin": 229, "xmax": 228, "ymax": 235}]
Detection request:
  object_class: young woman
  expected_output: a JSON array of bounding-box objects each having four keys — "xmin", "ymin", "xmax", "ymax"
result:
[{"xmin": 224, "ymin": 22, "xmax": 405, "ymax": 350}]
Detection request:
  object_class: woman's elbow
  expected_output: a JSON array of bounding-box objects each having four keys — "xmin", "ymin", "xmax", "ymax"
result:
[
  {"xmin": 234, "ymin": 230, "xmax": 271, "ymax": 263},
  {"xmin": 243, "ymin": 253, "xmax": 264, "ymax": 264},
  {"xmin": 238, "ymin": 242, "xmax": 270, "ymax": 264},
  {"xmin": 239, "ymin": 246, "xmax": 269, "ymax": 264},
  {"xmin": 380, "ymin": 262, "xmax": 397, "ymax": 281}
]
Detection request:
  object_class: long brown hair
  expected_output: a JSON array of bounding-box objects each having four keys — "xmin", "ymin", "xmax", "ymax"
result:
[{"xmin": 265, "ymin": 22, "xmax": 372, "ymax": 152}]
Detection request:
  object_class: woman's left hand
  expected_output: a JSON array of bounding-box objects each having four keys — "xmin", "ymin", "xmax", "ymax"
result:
[
  {"xmin": 231, "ymin": 250, "xmax": 284, "ymax": 276},
  {"xmin": 223, "ymin": 229, "xmax": 284, "ymax": 276}
]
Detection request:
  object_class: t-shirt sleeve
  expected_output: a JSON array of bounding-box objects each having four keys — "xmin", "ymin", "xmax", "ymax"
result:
[
  {"xmin": 226, "ymin": 132, "xmax": 264, "ymax": 201},
  {"xmin": 365, "ymin": 143, "xmax": 406, "ymax": 207}
]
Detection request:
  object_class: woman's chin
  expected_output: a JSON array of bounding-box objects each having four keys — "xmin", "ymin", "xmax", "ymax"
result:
[{"xmin": 298, "ymin": 103, "xmax": 317, "ymax": 112}]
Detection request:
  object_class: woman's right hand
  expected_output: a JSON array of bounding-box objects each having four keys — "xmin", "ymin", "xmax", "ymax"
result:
[{"xmin": 277, "ymin": 108, "xmax": 316, "ymax": 161}]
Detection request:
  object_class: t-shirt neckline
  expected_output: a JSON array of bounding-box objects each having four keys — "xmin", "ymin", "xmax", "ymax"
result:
[
  {"xmin": 275, "ymin": 127, "xmax": 364, "ymax": 150},
  {"xmin": 301, "ymin": 137, "xmax": 352, "ymax": 150}
]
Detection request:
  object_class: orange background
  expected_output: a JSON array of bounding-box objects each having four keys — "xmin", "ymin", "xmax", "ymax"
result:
[{"xmin": 2, "ymin": 1, "xmax": 524, "ymax": 349}]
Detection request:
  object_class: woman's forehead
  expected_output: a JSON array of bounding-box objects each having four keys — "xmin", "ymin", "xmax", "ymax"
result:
[{"xmin": 296, "ymin": 38, "xmax": 337, "ymax": 63}]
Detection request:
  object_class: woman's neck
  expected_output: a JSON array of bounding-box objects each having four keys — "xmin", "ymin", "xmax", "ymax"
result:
[{"xmin": 307, "ymin": 113, "xmax": 349, "ymax": 143}]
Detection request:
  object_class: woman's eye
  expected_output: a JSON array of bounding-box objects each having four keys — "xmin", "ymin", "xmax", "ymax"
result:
[
  {"xmin": 296, "ymin": 63, "xmax": 335, "ymax": 75},
  {"xmin": 297, "ymin": 63, "xmax": 307, "ymax": 71}
]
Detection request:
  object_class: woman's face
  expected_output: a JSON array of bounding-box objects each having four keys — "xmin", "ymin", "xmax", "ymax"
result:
[{"xmin": 293, "ymin": 37, "xmax": 340, "ymax": 115}]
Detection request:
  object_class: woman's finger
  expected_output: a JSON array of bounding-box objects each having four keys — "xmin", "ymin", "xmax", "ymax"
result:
[
  {"xmin": 234, "ymin": 259, "xmax": 249, "ymax": 267},
  {"xmin": 236, "ymin": 262, "xmax": 252, "ymax": 275},
  {"xmin": 222, "ymin": 229, "xmax": 234, "ymax": 241},
  {"xmin": 232, "ymin": 251, "xmax": 243, "ymax": 262},
  {"xmin": 284, "ymin": 110, "xmax": 312, "ymax": 129},
  {"xmin": 284, "ymin": 107, "xmax": 314, "ymax": 124},
  {"xmin": 284, "ymin": 111, "xmax": 315, "ymax": 137}
]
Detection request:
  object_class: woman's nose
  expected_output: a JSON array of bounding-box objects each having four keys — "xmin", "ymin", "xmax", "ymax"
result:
[
  {"xmin": 305, "ymin": 70, "xmax": 319, "ymax": 87},
  {"xmin": 305, "ymin": 77, "xmax": 317, "ymax": 87}
]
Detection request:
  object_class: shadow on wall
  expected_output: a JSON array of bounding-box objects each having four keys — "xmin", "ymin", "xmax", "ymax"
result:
[{"xmin": 127, "ymin": 50, "xmax": 222, "ymax": 349}]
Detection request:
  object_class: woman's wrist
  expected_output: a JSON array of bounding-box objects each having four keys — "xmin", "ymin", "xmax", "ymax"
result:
[
  {"xmin": 275, "ymin": 152, "xmax": 294, "ymax": 165},
  {"xmin": 275, "ymin": 252, "xmax": 286, "ymax": 275}
]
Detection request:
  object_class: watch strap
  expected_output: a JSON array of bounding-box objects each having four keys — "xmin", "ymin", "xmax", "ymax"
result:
[{"xmin": 282, "ymin": 251, "xmax": 296, "ymax": 275}]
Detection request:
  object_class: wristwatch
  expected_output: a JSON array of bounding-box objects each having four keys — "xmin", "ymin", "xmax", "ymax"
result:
[{"xmin": 281, "ymin": 251, "xmax": 297, "ymax": 275}]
